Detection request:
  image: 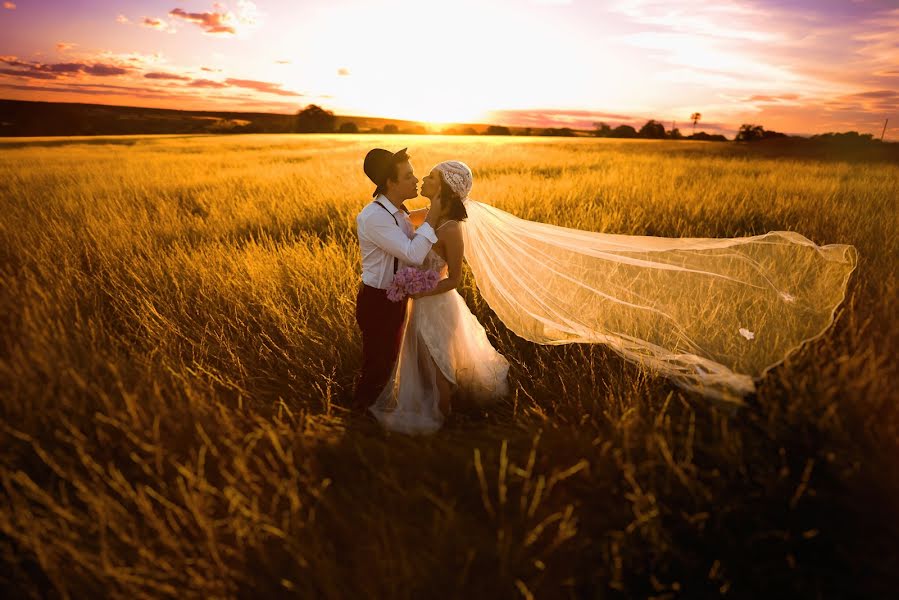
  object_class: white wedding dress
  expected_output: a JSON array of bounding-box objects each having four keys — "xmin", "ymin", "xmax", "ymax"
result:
[{"xmin": 369, "ymin": 248, "xmax": 511, "ymax": 435}]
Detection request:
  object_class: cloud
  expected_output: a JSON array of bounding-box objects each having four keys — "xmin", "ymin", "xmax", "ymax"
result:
[
  {"xmin": 486, "ymin": 108, "xmax": 638, "ymax": 129},
  {"xmin": 0, "ymin": 68, "xmax": 58, "ymax": 80},
  {"xmin": 276, "ymin": 60, "xmax": 291, "ymax": 65},
  {"xmin": 168, "ymin": 3, "xmax": 260, "ymax": 36},
  {"xmin": 224, "ymin": 78, "xmax": 301, "ymax": 96},
  {"xmin": 116, "ymin": 14, "xmax": 131, "ymax": 25},
  {"xmin": 56, "ymin": 42, "xmax": 77, "ymax": 52},
  {"xmin": 0, "ymin": 58, "xmax": 130, "ymax": 79},
  {"xmin": 3, "ymin": 2, "xmax": 16, "ymax": 10},
  {"xmin": 849, "ymin": 90, "xmax": 897, "ymax": 99},
  {"xmin": 201, "ymin": 67, "xmax": 221, "ymax": 72},
  {"xmin": 84, "ymin": 64, "xmax": 128, "ymax": 76},
  {"xmin": 745, "ymin": 93, "xmax": 801, "ymax": 103},
  {"xmin": 169, "ymin": 8, "xmax": 235, "ymax": 34},
  {"xmin": 142, "ymin": 17, "xmax": 176, "ymax": 33},
  {"xmin": 189, "ymin": 78, "xmax": 228, "ymax": 88},
  {"xmin": 0, "ymin": 82, "xmax": 197, "ymax": 102},
  {"xmin": 145, "ymin": 72, "xmax": 191, "ymax": 81},
  {"xmin": 606, "ymin": 0, "xmax": 899, "ymax": 135},
  {"xmin": 337, "ymin": 68, "xmax": 350, "ymax": 76}
]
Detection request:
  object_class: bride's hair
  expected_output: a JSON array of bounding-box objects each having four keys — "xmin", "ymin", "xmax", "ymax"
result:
[{"xmin": 439, "ymin": 174, "xmax": 468, "ymax": 222}]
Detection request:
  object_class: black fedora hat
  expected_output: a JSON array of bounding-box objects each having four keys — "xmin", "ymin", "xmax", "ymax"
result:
[{"xmin": 363, "ymin": 147, "xmax": 408, "ymax": 196}]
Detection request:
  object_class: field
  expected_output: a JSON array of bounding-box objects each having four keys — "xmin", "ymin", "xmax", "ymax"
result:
[{"xmin": 1, "ymin": 134, "xmax": 897, "ymax": 598}]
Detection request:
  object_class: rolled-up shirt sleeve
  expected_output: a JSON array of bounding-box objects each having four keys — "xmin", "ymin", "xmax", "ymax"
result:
[{"xmin": 366, "ymin": 213, "xmax": 437, "ymax": 266}]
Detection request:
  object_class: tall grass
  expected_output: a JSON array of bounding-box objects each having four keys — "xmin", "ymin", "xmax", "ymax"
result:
[{"xmin": 1, "ymin": 134, "xmax": 897, "ymax": 598}]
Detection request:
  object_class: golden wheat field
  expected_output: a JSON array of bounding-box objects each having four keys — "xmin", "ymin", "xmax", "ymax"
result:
[{"xmin": 1, "ymin": 134, "xmax": 897, "ymax": 598}]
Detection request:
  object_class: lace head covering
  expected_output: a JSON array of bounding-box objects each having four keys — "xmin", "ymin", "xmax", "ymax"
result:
[{"xmin": 434, "ymin": 161, "xmax": 473, "ymax": 200}]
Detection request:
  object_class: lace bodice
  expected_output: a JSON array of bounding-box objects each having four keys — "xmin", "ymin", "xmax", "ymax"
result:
[{"xmin": 423, "ymin": 249, "xmax": 448, "ymax": 275}]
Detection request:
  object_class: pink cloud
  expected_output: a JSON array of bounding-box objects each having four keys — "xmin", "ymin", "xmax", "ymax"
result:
[
  {"xmin": 56, "ymin": 42, "xmax": 77, "ymax": 52},
  {"xmin": 141, "ymin": 17, "xmax": 174, "ymax": 33},
  {"xmin": 116, "ymin": 15, "xmax": 131, "ymax": 25},
  {"xmin": 169, "ymin": 8, "xmax": 236, "ymax": 34},
  {"xmin": 168, "ymin": 2, "xmax": 260, "ymax": 36},
  {"xmin": 189, "ymin": 79, "xmax": 228, "ymax": 88},
  {"xmin": 224, "ymin": 78, "xmax": 301, "ymax": 96},
  {"xmin": 3, "ymin": 2, "xmax": 16, "ymax": 10}
]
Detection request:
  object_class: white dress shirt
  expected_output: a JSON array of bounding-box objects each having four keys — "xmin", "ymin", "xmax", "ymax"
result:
[{"xmin": 357, "ymin": 194, "xmax": 438, "ymax": 289}]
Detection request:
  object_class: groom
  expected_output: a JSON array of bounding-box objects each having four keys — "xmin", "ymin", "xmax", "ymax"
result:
[{"xmin": 354, "ymin": 147, "xmax": 442, "ymax": 411}]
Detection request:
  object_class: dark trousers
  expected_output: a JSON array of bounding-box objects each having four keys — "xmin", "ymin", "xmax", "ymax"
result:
[{"xmin": 354, "ymin": 283, "xmax": 408, "ymax": 409}]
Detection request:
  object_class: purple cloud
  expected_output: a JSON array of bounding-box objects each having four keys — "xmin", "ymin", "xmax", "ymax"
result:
[
  {"xmin": 0, "ymin": 57, "xmax": 130, "ymax": 79},
  {"xmin": 83, "ymin": 64, "xmax": 129, "ymax": 76},
  {"xmin": 0, "ymin": 68, "xmax": 57, "ymax": 80},
  {"xmin": 145, "ymin": 72, "xmax": 191, "ymax": 81}
]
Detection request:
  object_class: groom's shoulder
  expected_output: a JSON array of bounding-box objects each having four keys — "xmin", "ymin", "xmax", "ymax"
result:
[
  {"xmin": 357, "ymin": 200, "xmax": 377, "ymax": 219},
  {"xmin": 358, "ymin": 199, "xmax": 390, "ymax": 221},
  {"xmin": 356, "ymin": 200, "xmax": 382, "ymax": 226}
]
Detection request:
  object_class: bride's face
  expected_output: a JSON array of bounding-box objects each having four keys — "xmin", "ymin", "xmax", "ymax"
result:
[{"xmin": 420, "ymin": 168, "xmax": 442, "ymax": 200}]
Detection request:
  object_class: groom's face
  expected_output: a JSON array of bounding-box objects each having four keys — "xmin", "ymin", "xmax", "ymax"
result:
[{"xmin": 387, "ymin": 160, "xmax": 419, "ymax": 200}]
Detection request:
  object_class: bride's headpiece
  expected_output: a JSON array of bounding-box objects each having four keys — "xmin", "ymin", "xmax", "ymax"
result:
[{"xmin": 434, "ymin": 161, "xmax": 473, "ymax": 200}]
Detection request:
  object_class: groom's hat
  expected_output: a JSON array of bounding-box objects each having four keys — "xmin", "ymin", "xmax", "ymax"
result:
[{"xmin": 364, "ymin": 147, "xmax": 408, "ymax": 197}]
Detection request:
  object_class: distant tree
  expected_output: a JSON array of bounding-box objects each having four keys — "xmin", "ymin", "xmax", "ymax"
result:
[
  {"xmin": 338, "ymin": 121, "xmax": 358, "ymax": 133},
  {"xmin": 736, "ymin": 124, "xmax": 787, "ymax": 142},
  {"xmin": 540, "ymin": 127, "xmax": 575, "ymax": 137},
  {"xmin": 688, "ymin": 131, "xmax": 728, "ymax": 142},
  {"xmin": 638, "ymin": 119, "xmax": 666, "ymax": 139},
  {"xmin": 611, "ymin": 125, "xmax": 637, "ymax": 138},
  {"xmin": 463, "ymin": 127, "xmax": 478, "ymax": 135},
  {"xmin": 517, "ymin": 127, "xmax": 533, "ymax": 136},
  {"xmin": 486, "ymin": 125, "xmax": 511, "ymax": 135},
  {"xmin": 295, "ymin": 104, "xmax": 336, "ymax": 133},
  {"xmin": 812, "ymin": 131, "xmax": 875, "ymax": 143},
  {"xmin": 668, "ymin": 127, "xmax": 683, "ymax": 140},
  {"xmin": 690, "ymin": 112, "xmax": 701, "ymax": 135},
  {"xmin": 402, "ymin": 125, "xmax": 426, "ymax": 134},
  {"xmin": 593, "ymin": 122, "xmax": 612, "ymax": 137},
  {"xmin": 736, "ymin": 124, "xmax": 765, "ymax": 142},
  {"xmin": 382, "ymin": 124, "xmax": 399, "ymax": 134}
]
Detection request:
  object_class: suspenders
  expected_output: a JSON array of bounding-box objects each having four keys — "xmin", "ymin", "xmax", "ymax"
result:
[{"xmin": 374, "ymin": 200, "xmax": 409, "ymax": 275}]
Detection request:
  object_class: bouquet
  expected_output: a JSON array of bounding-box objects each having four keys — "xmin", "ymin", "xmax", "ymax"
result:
[{"xmin": 386, "ymin": 266, "xmax": 440, "ymax": 302}]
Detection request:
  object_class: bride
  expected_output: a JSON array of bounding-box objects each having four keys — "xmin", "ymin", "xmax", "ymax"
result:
[
  {"xmin": 369, "ymin": 161, "xmax": 510, "ymax": 435},
  {"xmin": 369, "ymin": 160, "xmax": 857, "ymax": 435}
]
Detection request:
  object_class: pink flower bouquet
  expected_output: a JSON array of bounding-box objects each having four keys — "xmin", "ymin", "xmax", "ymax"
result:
[{"xmin": 386, "ymin": 266, "xmax": 440, "ymax": 302}]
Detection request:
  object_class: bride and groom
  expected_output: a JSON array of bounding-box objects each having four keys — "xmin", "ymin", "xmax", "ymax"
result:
[
  {"xmin": 354, "ymin": 147, "xmax": 509, "ymax": 435},
  {"xmin": 353, "ymin": 146, "xmax": 858, "ymax": 436}
]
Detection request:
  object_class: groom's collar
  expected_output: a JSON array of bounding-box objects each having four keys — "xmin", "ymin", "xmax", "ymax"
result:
[{"xmin": 375, "ymin": 194, "xmax": 410, "ymax": 214}]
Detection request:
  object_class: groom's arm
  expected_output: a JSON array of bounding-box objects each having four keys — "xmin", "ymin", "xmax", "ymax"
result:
[{"xmin": 366, "ymin": 213, "xmax": 437, "ymax": 267}]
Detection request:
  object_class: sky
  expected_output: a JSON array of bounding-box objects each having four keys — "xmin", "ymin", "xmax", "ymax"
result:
[{"xmin": 0, "ymin": 0, "xmax": 897, "ymax": 137}]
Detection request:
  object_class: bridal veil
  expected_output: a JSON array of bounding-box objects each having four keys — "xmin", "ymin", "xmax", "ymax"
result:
[{"xmin": 460, "ymin": 198, "xmax": 857, "ymax": 403}]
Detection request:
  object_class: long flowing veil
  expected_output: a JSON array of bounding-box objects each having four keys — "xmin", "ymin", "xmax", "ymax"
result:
[{"xmin": 460, "ymin": 199, "xmax": 858, "ymax": 403}]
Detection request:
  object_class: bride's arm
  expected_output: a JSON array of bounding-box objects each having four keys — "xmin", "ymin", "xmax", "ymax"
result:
[
  {"xmin": 413, "ymin": 222, "xmax": 463, "ymax": 299},
  {"xmin": 408, "ymin": 207, "xmax": 429, "ymax": 228}
]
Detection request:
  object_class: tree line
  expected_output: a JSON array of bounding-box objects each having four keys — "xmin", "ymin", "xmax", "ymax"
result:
[{"xmin": 291, "ymin": 104, "xmax": 889, "ymax": 147}]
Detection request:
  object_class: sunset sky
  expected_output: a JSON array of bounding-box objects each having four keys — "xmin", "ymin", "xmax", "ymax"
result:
[{"xmin": 1, "ymin": 0, "xmax": 897, "ymax": 137}]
